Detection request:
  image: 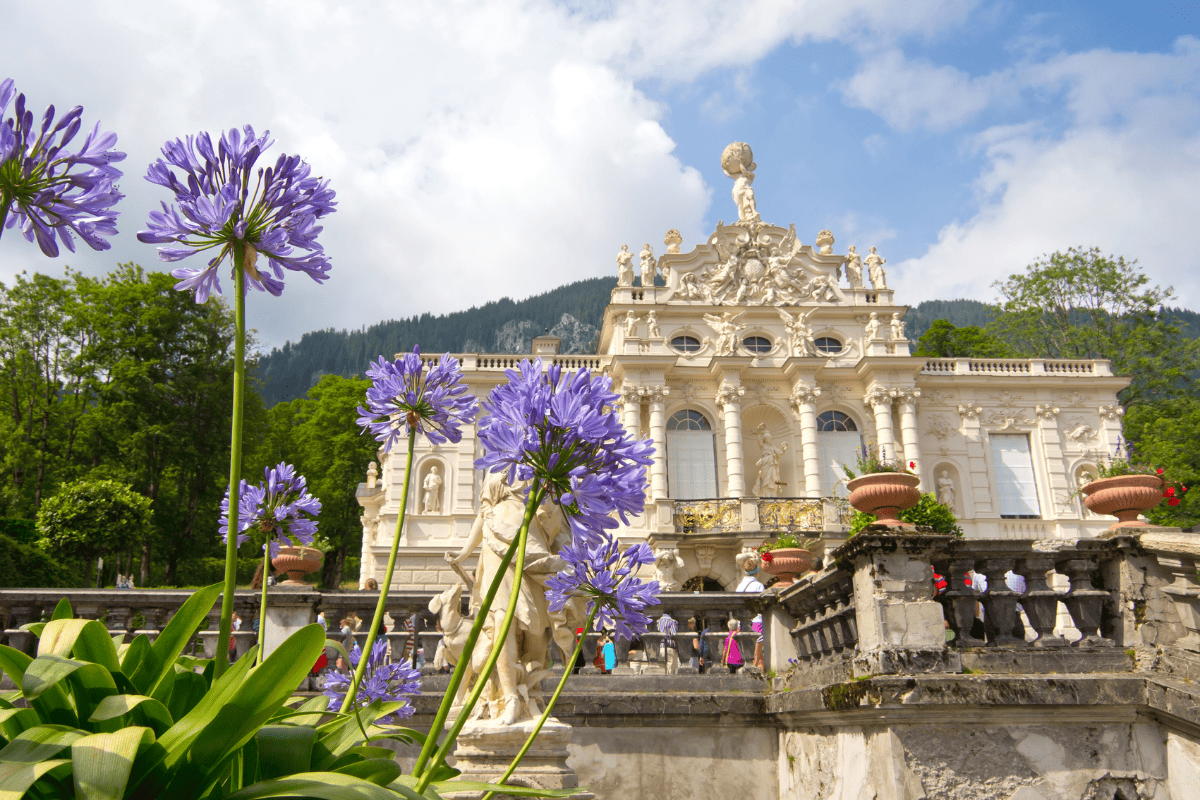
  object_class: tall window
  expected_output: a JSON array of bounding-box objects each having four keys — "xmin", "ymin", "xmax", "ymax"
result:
[
  {"xmin": 817, "ymin": 411, "xmax": 861, "ymax": 496},
  {"xmin": 667, "ymin": 409, "xmax": 717, "ymax": 499},
  {"xmin": 989, "ymin": 434, "xmax": 1042, "ymax": 518}
]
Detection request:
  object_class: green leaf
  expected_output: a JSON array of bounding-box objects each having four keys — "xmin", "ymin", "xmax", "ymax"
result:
[
  {"xmin": 312, "ymin": 701, "xmax": 403, "ymax": 771},
  {"xmin": 89, "ymin": 695, "xmax": 174, "ymax": 737},
  {"xmin": 49, "ymin": 598, "xmax": 73, "ymax": 622},
  {"xmin": 24, "ymin": 655, "xmax": 118, "ymax": 728},
  {"xmin": 272, "ymin": 695, "xmax": 329, "ymax": 727},
  {"xmin": 41, "ymin": 619, "xmax": 121, "ymax": 675},
  {"xmin": 323, "ymin": 639, "xmax": 350, "ymax": 664},
  {"xmin": 0, "ymin": 709, "xmax": 41, "ymax": 746},
  {"xmin": 428, "ymin": 778, "xmax": 583, "ymax": 797},
  {"xmin": 255, "ymin": 725, "xmax": 315, "ymax": 780},
  {"xmin": 165, "ymin": 668, "xmax": 208, "ymax": 723},
  {"xmin": 129, "ymin": 582, "xmax": 221, "ymax": 697},
  {"xmin": 20, "ymin": 622, "xmax": 46, "ymax": 639},
  {"xmin": 0, "ymin": 648, "xmax": 30, "ymax": 694},
  {"xmin": 70, "ymin": 727, "xmax": 154, "ymax": 800},
  {"xmin": 333, "ymin": 758, "xmax": 401, "ymax": 787},
  {"xmin": 331, "ymin": 746, "xmax": 396, "ymax": 767},
  {"xmin": 225, "ymin": 772, "xmax": 406, "ymax": 800},
  {"xmin": 0, "ymin": 725, "xmax": 85, "ymax": 799},
  {"xmin": 0, "ymin": 758, "xmax": 71, "ymax": 800},
  {"xmin": 118, "ymin": 633, "xmax": 150, "ymax": 676}
]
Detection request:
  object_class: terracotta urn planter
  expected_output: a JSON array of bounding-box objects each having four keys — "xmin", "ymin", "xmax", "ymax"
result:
[
  {"xmin": 1082, "ymin": 475, "xmax": 1164, "ymax": 529},
  {"xmin": 847, "ymin": 472, "xmax": 922, "ymax": 526},
  {"xmin": 760, "ymin": 548, "xmax": 815, "ymax": 587},
  {"xmin": 271, "ymin": 545, "xmax": 324, "ymax": 585}
]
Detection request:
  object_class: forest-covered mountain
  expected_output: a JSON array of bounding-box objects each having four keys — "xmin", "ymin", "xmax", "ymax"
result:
[{"xmin": 255, "ymin": 280, "xmax": 1200, "ymax": 406}]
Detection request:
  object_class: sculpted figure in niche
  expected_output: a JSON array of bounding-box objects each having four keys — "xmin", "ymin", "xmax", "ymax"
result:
[
  {"xmin": 444, "ymin": 473, "xmax": 579, "ymax": 725},
  {"xmin": 703, "ymin": 311, "xmax": 747, "ymax": 356},
  {"xmin": 752, "ymin": 424, "xmax": 789, "ymax": 498},
  {"xmin": 616, "ymin": 244, "xmax": 634, "ymax": 287},
  {"xmin": 843, "ymin": 245, "xmax": 864, "ymax": 288},
  {"xmin": 653, "ymin": 547, "xmax": 685, "ymax": 592},
  {"xmin": 864, "ymin": 312, "xmax": 882, "ymax": 340},
  {"xmin": 422, "ymin": 465, "xmax": 443, "ymax": 514},
  {"xmin": 816, "ymin": 229, "xmax": 835, "ymax": 255},
  {"xmin": 936, "ymin": 470, "xmax": 956, "ymax": 511},
  {"xmin": 866, "ymin": 246, "xmax": 887, "ymax": 289},
  {"xmin": 624, "ymin": 311, "xmax": 640, "ymax": 338},
  {"xmin": 890, "ymin": 313, "xmax": 906, "ymax": 341},
  {"xmin": 778, "ymin": 307, "xmax": 816, "ymax": 357},
  {"xmin": 721, "ymin": 142, "xmax": 761, "ymax": 225},
  {"xmin": 639, "ymin": 243, "xmax": 656, "ymax": 287},
  {"xmin": 646, "ymin": 311, "xmax": 661, "ymax": 338}
]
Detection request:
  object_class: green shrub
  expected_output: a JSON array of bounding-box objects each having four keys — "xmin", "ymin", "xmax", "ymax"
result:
[
  {"xmin": 848, "ymin": 492, "xmax": 963, "ymax": 536},
  {"xmin": 0, "ymin": 532, "xmax": 77, "ymax": 587},
  {"xmin": 0, "ymin": 517, "xmax": 38, "ymax": 545}
]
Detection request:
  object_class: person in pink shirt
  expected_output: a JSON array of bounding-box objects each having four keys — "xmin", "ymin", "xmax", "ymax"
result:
[{"xmin": 722, "ymin": 619, "xmax": 743, "ymax": 674}]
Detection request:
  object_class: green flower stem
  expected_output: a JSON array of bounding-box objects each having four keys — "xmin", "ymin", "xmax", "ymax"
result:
[
  {"xmin": 342, "ymin": 430, "xmax": 417, "ymax": 712},
  {"xmin": 255, "ymin": 545, "xmax": 270, "ymax": 665},
  {"xmin": 481, "ymin": 603, "xmax": 599, "ymax": 800},
  {"xmin": 214, "ymin": 248, "xmax": 247, "ymax": 680},
  {"xmin": 413, "ymin": 485, "xmax": 543, "ymax": 793}
]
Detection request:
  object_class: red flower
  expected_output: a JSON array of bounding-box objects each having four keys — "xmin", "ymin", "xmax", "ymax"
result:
[
  {"xmin": 1166, "ymin": 487, "xmax": 1176, "ymax": 497},
  {"xmin": 909, "ymin": 461, "xmax": 916, "ymax": 469},
  {"xmin": 1157, "ymin": 467, "xmax": 1164, "ymax": 475},
  {"xmin": 1169, "ymin": 497, "xmax": 1182, "ymax": 507},
  {"xmin": 762, "ymin": 552, "xmax": 773, "ymax": 563}
]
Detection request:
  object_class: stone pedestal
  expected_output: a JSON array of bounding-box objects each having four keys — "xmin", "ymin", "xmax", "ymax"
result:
[
  {"xmin": 446, "ymin": 719, "xmax": 592, "ymax": 799},
  {"xmin": 262, "ymin": 586, "xmax": 318, "ymax": 660}
]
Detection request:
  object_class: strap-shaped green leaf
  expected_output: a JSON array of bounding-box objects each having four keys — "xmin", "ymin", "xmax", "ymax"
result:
[
  {"xmin": 119, "ymin": 634, "xmax": 150, "ymax": 677},
  {"xmin": 70, "ymin": 727, "xmax": 154, "ymax": 800},
  {"xmin": 330, "ymin": 746, "xmax": 396, "ymax": 767},
  {"xmin": 129, "ymin": 582, "xmax": 221, "ymax": 697},
  {"xmin": 0, "ymin": 646, "xmax": 31, "ymax": 689},
  {"xmin": 311, "ymin": 701, "xmax": 403, "ymax": 771},
  {"xmin": 89, "ymin": 695, "xmax": 174, "ymax": 737},
  {"xmin": 165, "ymin": 668, "xmax": 208, "ymax": 722},
  {"xmin": 333, "ymin": 758, "xmax": 401, "ymax": 787},
  {"xmin": 272, "ymin": 694, "xmax": 329, "ymax": 727},
  {"xmin": 37, "ymin": 619, "xmax": 121, "ymax": 674},
  {"xmin": 255, "ymin": 725, "xmax": 315, "ymax": 781},
  {"xmin": 0, "ymin": 725, "xmax": 86, "ymax": 771},
  {"xmin": 225, "ymin": 771, "xmax": 408, "ymax": 799},
  {"xmin": 49, "ymin": 598, "xmax": 73, "ymax": 622},
  {"xmin": 24, "ymin": 655, "xmax": 118, "ymax": 729},
  {"xmin": 0, "ymin": 709, "xmax": 40, "ymax": 747},
  {"xmin": 0, "ymin": 757, "xmax": 71, "ymax": 800}
]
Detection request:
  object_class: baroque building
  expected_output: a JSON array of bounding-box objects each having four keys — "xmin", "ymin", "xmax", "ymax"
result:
[{"xmin": 358, "ymin": 142, "xmax": 1127, "ymax": 591}]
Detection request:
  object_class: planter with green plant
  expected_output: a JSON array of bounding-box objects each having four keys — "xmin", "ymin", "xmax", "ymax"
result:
[
  {"xmin": 847, "ymin": 492, "xmax": 964, "ymax": 537},
  {"xmin": 757, "ymin": 533, "xmax": 820, "ymax": 586},
  {"xmin": 1081, "ymin": 439, "xmax": 1188, "ymax": 529},
  {"xmin": 841, "ymin": 446, "xmax": 922, "ymax": 525}
]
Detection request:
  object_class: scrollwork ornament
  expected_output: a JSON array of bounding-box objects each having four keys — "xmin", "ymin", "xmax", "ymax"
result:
[
  {"xmin": 958, "ymin": 403, "xmax": 983, "ymax": 420},
  {"xmin": 1036, "ymin": 404, "xmax": 1061, "ymax": 421},
  {"xmin": 1098, "ymin": 404, "xmax": 1124, "ymax": 421},
  {"xmin": 790, "ymin": 384, "xmax": 821, "ymax": 408}
]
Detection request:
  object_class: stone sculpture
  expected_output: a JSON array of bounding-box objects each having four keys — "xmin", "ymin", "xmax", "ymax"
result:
[
  {"xmin": 653, "ymin": 547, "xmax": 685, "ymax": 592},
  {"xmin": 616, "ymin": 244, "xmax": 634, "ymax": 287},
  {"xmin": 816, "ymin": 229, "xmax": 834, "ymax": 255},
  {"xmin": 866, "ymin": 246, "xmax": 887, "ymax": 289},
  {"xmin": 675, "ymin": 271, "xmax": 707, "ymax": 301},
  {"xmin": 646, "ymin": 310, "xmax": 661, "ymax": 338},
  {"xmin": 639, "ymin": 243, "xmax": 655, "ymax": 287},
  {"xmin": 752, "ymin": 424, "xmax": 789, "ymax": 498},
  {"xmin": 623, "ymin": 311, "xmax": 639, "ymax": 338},
  {"xmin": 937, "ymin": 470, "xmax": 956, "ymax": 511},
  {"xmin": 444, "ymin": 473, "xmax": 579, "ymax": 725},
  {"xmin": 890, "ymin": 312, "xmax": 906, "ymax": 341},
  {"xmin": 864, "ymin": 312, "xmax": 882, "ymax": 340},
  {"xmin": 664, "ymin": 228, "xmax": 682, "ymax": 254},
  {"xmin": 422, "ymin": 466, "xmax": 443, "ymax": 514},
  {"xmin": 721, "ymin": 142, "xmax": 761, "ymax": 225},
  {"xmin": 778, "ymin": 307, "xmax": 817, "ymax": 357},
  {"xmin": 843, "ymin": 245, "xmax": 864, "ymax": 288},
  {"xmin": 703, "ymin": 311, "xmax": 746, "ymax": 356}
]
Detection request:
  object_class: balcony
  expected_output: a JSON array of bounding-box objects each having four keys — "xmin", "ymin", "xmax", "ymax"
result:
[{"xmin": 670, "ymin": 497, "xmax": 853, "ymax": 534}]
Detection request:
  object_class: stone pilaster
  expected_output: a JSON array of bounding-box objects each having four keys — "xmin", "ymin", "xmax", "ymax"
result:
[
  {"xmin": 1036, "ymin": 403, "xmax": 1072, "ymax": 518},
  {"xmin": 790, "ymin": 384, "xmax": 822, "ymax": 498},
  {"xmin": 864, "ymin": 387, "xmax": 897, "ymax": 460},
  {"xmin": 646, "ymin": 385, "xmax": 669, "ymax": 501},
  {"xmin": 717, "ymin": 383, "xmax": 746, "ymax": 497},
  {"xmin": 896, "ymin": 388, "xmax": 922, "ymax": 478},
  {"xmin": 958, "ymin": 403, "xmax": 994, "ymax": 516}
]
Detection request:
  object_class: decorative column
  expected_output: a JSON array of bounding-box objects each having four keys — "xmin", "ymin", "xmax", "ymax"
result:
[
  {"xmin": 958, "ymin": 403, "xmax": 994, "ymax": 516},
  {"xmin": 716, "ymin": 383, "xmax": 746, "ymax": 497},
  {"xmin": 789, "ymin": 384, "xmax": 822, "ymax": 497},
  {"xmin": 1036, "ymin": 404, "xmax": 1071, "ymax": 519},
  {"xmin": 619, "ymin": 384, "xmax": 643, "ymax": 440},
  {"xmin": 896, "ymin": 388, "xmax": 922, "ymax": 477},
  {"xmin": 646, "ymin": 385, "xmax": 669, "ymax": 500},
  {"xmin": 864, "ymin": 387, "xmax": 897, "ymax": 459}
]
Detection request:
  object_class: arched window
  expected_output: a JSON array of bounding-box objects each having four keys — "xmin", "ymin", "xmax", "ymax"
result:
[
  {"xmin": 667, "ymin": 409, "xmax": 717, "ymax": 499},
  {"xmin": 816, "ymin": 411, "xmax": 862, "ymax": 496},
  {"xmin": 743, "ymin": 335, "xmax": 772, "ymax": 354},
  {"xmin": 670, "ymin": 335, "xmax": 702, "ymax": 354},
  {"xmin": 814, "ymin": 337, "xmax": 842, "ymax": 355}
]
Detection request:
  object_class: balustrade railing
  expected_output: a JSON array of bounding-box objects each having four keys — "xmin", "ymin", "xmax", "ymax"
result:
[
  {"xmin": 920, "ymin": 358, "xmax": 1109, "ymax": 376},
  {"xmin": 674, "ymin": 497, "xmax": 853, "ymax": 534},
  {"xmin": 672, "ymin": 498, "xmax": 741, "ymax": 533}
]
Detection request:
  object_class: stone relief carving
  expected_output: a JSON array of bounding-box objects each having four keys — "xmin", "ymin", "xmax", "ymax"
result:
[
  {"xmin": 664, "ymin": 228, "xmax": 682, "ymax": 254},
  {"xmin": 815, "ymin": 229, "xmax": 834, "ymax": 255},
  {"xmin": 1036, "ymin": 404, "xmax": 1061, "ymax": 420},
  {"xmin": 864, "ymin": 387, "xmax": 898, "ymax": 408},
  {"xmin": 366, "ymin": 461, "xmax": 378, "ymax": 489},
  {"xmin": 721, "ymin": 142, "xmax": 761, "ymax": 226},
  {"xmin": 842, "ymin": 245, "xmax": 864, "ymax": 288},
  {"xmin": 1098, "ymin": 404, "xmax": 1124, "ymax": 420},
  {"xmin": 675, "ymin": 271, "xmax": 708, "ymax": 301},
  {"xmin": 985, "ymin": 411, "xmax": 1034, "ymax": 430},
  {"xmin": 645, "ymin": 311, "xmax": 661, "ymax": 338},
  {"xmin": 749, "ymin": 383, "xmax": 777, "ymax": 404},
  {"xmin": 1060, "ymin": 390, "xmax": 1090, "ymax": 407},
  {"xmin": 751, "ymin": 423, "xmax": 788, "ymax": 498},
  {"xmin": 653, "ymin": 547, "xmax": 685, "ymax": 592},
  {"xmin": 639, "ymin": 243, "xmax": 656, "ymax": 288},
  {"xmin": 623, "ymin": 311, "xmax": 639, "ymax": 338},
  {"xmin": 889, "ymin": 313, "xmax": 906, "ymax": 342},
  {"xmin": 864, "ymin": 312, "xmax": 882, "ymax": 340},
  {"xmin": 923, "ymin": 390, "xmax": 956, "ymax": 407},
  {"xmin": 704, "ymin": 311, "xmax": 747, "ymax": 355},
  {"xmin": 991, "ymin": 391, "xmax": 1024, "ymax": 408},
  {"xmin": 422, "ymin": 466, "xmax": 443, "ymax": 514},
  {"xmin": 926, "ymin": 413, "xmax": 954, "ymax": 440},
  {"xmin": 936, "ymin": 470, "xmax": 956, "ymax": 511},
  {"xmin": 778, "ymin": 306, "xmax": 817, "ymax": 356},
  {"xmin": 695, "ymin": 544, "xmax": 716, "ymax": 570},
  {"xmin": 1065, "ymin": 420, "xmax": 1098, "ymax": 444},
  {"xmin": 716, "ymin": 383, "xmax": 745, "ymax": 408},
  {"xmin": 644, "ymin": 385, "xmax": 670, "ymax": 405},
  {"xmin": 790, "ymin": 385, "xmax": 821, "ymax": 409},
  {"xmin": 677, "ymin": 383, "xmax": 698, "ymax": 402},
  {"xmin": 958, "ymin": 403, "xmax": 983, "ymax": 420},
  {"xmin": 616, "ymin": 244, "xmax": 634, "ymax": 287},
  {"xmin": 865, "ymin": 246, "xmax": 887, "ymax": 289}
]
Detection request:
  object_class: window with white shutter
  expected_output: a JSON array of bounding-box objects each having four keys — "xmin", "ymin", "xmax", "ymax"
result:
[
  {"xmin": 989, "ymin": 434, "xmax": 1042, "ymax": 518},
  {"xmin": 666, "ymin": 410, "xmax": 718, "ymax": 499}
]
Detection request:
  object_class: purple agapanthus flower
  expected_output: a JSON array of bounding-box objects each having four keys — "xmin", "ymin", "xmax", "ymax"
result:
[
  {"xmin": 357, "ymin": 347, "xmax": 478, "ymax": 450},
  {"xmin": 0, "ymin": 78, "xmax": 125, "ymax": 257},
  {"xmin": 546, "ymin": 533, "xmax": 659, "ymax": 641},
  {"xmin": 475, "ymin": 359, "xmax": 653, "ymax": 544},
  {"xmin": 219, "ymin": 461, "xmax": 322, "ymax": 558},
  {"xmin": 324, "ymin": 639, "xmax": 421, "ymax": 724},
  {"xmin": 137, "ymin": 125, "xmax": 336, "ymax": 303}
]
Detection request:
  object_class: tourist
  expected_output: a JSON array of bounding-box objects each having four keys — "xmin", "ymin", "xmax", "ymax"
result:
[
  {"xmin": 698, "ymin": 620, "xmax": 712, "ymax": 673},
  {"xmin": 316, "ymin": 611, "xmax": 327, "ymax": 631},
  {"xmin": 722, "ymin": 619, "xmax": 743, "ymax": 674},
  {"xmin": 597, "ymin": 632, "xmax": 616, "ymax": 674},
  {"xmin": 686, "ymin": 618, "xmax": 700, "ymax": 670}
]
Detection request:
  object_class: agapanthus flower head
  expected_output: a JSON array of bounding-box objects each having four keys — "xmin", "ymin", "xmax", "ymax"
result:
[
  {"xmin": 324, "ymin": 638, "xmax": 421, "ymax": 724},
  {"xmin": 475, "ymin": 359, "xmax": 654, "ymax": 544},
  {"xmin": 0, "ymin": 78, "xmax": 125, "ymax": 257},
  {"xmin": 137, "ymin": 125, "xmax": 336, "ymax": 303},
  {"xmin": 546, "ymin": 531, "xmax": 659, "ymax": 641},
  {"xmin": 357, "ymin": 347, "xmax": 478, "ymax": 450},
  {"xmin": 219, "ymin": 461, "xmax": 322, "ymax": 558}
]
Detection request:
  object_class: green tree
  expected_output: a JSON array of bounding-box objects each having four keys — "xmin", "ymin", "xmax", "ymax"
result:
[
  {"xmin": 915, "ymin": 319, "xmax": 1014, "ymax": 358},
  {"xmin": 37, "ymin": 478, "xmax": 152, "ymax": 587},
  {"xmin": 1122, "ymin": 398, "xmax": 1200, "ymax": 530},
  {"xmin": 989, "ymin": 247, "xmax": 1199, "ymax": 405}
]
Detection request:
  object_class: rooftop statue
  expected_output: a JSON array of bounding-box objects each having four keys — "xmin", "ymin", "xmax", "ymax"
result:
[
  {"xmin": 721, "ymin": 142, "xmax": 761, "ymax": 226},
  {"xmin": 866, "ymin": 246, "xmax": 888, "ymax": 289},
  {"xmin": 616, "ymin": 244, "xmax": 634, "ymax": 287}
]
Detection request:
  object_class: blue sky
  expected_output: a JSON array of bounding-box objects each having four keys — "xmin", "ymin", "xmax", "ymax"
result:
[{"xmin": 2, "ymin": 1, "xmax": 1198, "ymax": 350}]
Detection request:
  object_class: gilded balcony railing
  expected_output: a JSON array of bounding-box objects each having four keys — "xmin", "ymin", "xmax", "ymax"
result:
[
  {"xmin": 758, "ymin": 498, "xmax": 823, "ymax": 532},
  {"xmin": 672, "ymin": 498, "xmax": 740, "ymax": 533}
]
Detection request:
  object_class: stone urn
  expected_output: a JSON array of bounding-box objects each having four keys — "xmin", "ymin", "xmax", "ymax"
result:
[
  {"xmin": 847, "ymin": 472, "xmax": 922, "ymax": 525},
  {"xmin": 1082, "ymin": 475, "xmax": 1164, "ymax": 529},
  {"xmin": 760, "ymin": 548, "xmax": 815, "ymax": 587},
  {"xmin": 271, "ymin": 546, "xmax": 323, "ymax": 585}
]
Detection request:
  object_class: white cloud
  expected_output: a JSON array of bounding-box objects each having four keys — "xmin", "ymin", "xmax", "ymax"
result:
[{"xmin": 896, "ymin": 37, "xmax": 1200, "ymax": 309}]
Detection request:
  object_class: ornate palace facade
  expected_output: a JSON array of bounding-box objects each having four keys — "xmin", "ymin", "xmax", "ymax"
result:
[{"xmin": 358, "ymin": 143, "xmax": 1127, "ymax": 591}]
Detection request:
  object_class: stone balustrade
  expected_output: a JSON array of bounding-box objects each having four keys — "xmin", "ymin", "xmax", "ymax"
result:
[{"xmin": 920, "ymin": 357, "xmax": 1109, "ymax": 376}]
